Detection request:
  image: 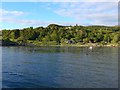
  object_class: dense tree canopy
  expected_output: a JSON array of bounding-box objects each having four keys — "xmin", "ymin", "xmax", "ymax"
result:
[{"xmin": 2, "ymin": 24, "xmax": 120, "ymax": 46}]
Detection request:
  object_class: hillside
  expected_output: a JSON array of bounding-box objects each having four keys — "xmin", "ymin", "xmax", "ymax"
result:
[{"xmin": 2, "ymin": 24, "xmax": 120, "ymax": 46}]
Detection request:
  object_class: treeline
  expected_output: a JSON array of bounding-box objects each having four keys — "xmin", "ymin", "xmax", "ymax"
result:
[{"xmin": 2, "ymin": 24, "xmax": 120, "ymax": 46}]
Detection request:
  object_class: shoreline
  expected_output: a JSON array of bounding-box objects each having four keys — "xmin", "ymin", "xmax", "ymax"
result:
[
  {"xmin": 1, "ymin": 40, "xmax": 119, "ymax": 47},
  {"xmin": 2, "ymin": 43, "xmax": 119, "ymax": 47}
]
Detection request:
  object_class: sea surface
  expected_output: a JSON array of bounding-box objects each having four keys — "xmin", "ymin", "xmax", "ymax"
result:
[{"xmin": 2, "ymin": 46, "xmax": 118, "ymax": 88}]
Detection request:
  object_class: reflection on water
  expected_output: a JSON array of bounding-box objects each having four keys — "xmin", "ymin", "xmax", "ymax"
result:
[{"xmin": 2, "ymin": 46, "xmax": 118, "ymax": 88}]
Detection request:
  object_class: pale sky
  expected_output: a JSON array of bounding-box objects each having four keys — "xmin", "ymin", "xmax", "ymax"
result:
[{"xmin": 1, "ymin": 0, "xmax": 118, "ymax": 29}]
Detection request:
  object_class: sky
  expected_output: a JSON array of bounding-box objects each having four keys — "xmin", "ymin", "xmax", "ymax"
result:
[{"xmin": 0, "ymin": 1, "xmax": 118, "ymax": 29}]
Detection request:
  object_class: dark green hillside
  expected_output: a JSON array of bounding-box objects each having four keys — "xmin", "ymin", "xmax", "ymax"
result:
[{"xmin": 2, "ymin": 24, "xmax": 120, "ymax": 46}]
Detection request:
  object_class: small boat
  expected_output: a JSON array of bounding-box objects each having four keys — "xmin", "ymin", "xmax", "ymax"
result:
[{"xmin": 89, "ymin": 46, "xmax": 93, "ymax": 50}]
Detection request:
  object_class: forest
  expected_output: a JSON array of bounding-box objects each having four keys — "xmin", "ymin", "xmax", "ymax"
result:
[{"xmin": 1, "ymin": 24, "xmax": 120, "ymax": 46}]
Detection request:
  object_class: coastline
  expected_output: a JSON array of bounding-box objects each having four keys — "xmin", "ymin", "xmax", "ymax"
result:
[{"xmin": 2, "ymin": 42, "xmax": 119, "ymax": 47}]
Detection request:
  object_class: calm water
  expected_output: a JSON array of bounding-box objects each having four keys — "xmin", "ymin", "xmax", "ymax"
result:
[{"xmin": 2, "ymin": 46, "xmax": 118, "ymax": 88}]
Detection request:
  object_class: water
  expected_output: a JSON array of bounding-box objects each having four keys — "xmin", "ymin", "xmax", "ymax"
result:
[{"xmin": 2, "ymin": 46, "xmax": 118, "ymax": 88}]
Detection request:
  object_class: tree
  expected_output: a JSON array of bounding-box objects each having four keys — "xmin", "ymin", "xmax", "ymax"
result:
[
  {"xmin": 14, "ymin": 29, "xmax": 20, "ymax": 39},
  {"xmin": 83, "ymin": 38, "xmax": 89, "ymax": 43},
  {"xmin": 111, "ymin": 34, "xmax": 119, "ymax": 43},
  {"xmin": 42, "ymin": 36, "xmax": 50, "ymax": 45},
  {"xmin": 96, "ymin": 33, "xmax": 104, "ymax": 42},
  {"xmin": 103, "ymin": 34, "xmax": 111, "ymax": 42}
]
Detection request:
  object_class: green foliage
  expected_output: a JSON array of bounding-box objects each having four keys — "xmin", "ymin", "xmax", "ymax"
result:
[
  {"xmin": 111, "ymin": 34, "xmax": 119, "ymax": 43},
  {"xmin": 2, "ymin": 38, "xmax": 18, "ymax": 46},
  {"xmin": 2, "ymin": 24, "xmax": 120, "ymax": 46},
  {"xmin": 83, "ymin": 38, "xmax": 89, "ymax": 43},
  {"xmin": 103, "ymin": 34, "xmax": 111, "ymax": 42}
]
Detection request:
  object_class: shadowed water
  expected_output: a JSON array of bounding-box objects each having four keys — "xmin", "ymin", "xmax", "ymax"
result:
[{"xmin": 2, "ymin": 46, "xmax": 118, "ymax": 88}]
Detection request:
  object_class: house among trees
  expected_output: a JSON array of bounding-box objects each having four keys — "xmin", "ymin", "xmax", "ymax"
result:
[{"xmin": 67, "ymin": 40, "xmax": 75, "ymax": 44}]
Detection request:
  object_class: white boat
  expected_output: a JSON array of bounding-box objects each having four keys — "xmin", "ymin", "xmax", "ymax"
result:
[{"xmin": 89, "ymin": 46, "xmax": 93, "ymax": 50}]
